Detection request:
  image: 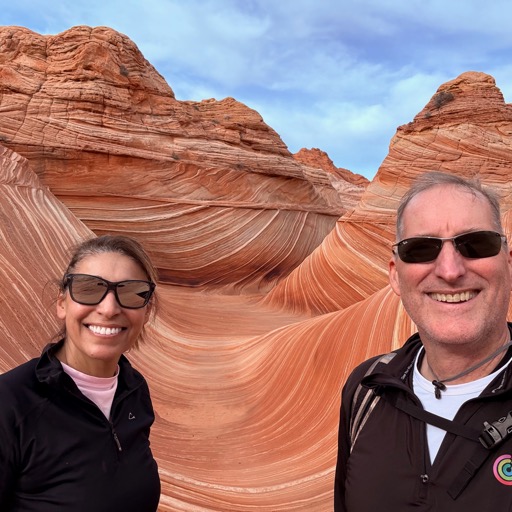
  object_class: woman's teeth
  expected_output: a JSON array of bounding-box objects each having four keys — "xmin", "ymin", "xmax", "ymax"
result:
[{"xmin": 88, "ymin": 325, "xmax": 122, "ymax": 335}]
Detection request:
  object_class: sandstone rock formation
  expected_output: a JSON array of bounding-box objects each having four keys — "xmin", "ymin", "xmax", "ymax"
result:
[
  {"xmin": 0, "ymin": 25, "xmax": 361, "ymax": 294},
  {"xmin": 1, "ymin": 24, "xmax": 512, "ymax": 511},
  {"xmin": 0, "ymin": 145, "xmax": 92, "ymax": 367}
]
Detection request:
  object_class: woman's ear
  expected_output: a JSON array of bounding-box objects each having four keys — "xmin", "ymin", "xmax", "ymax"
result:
[
  {"xmin": 56, "ymin": 292, "xmax": 67, "ymax": 320},
  {"xmin": 144, "ymin": 302, "xmax": 153, "ymax": 324}
]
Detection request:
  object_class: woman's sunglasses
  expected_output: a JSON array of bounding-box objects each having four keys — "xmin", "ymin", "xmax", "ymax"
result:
[
  {"xmin": 392, "ymin": 230, "xmax": 507, "ymax": 264},
  {"xmin": 63, "ymin": 274, "xmax": 155, "ymax": 309}
]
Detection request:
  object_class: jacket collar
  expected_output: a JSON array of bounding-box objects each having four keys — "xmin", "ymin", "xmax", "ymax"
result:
[
  {"xmin": 34, "ymin": 340, "xmax": 142, "ymax": 392},
  {"xmin": 362, "ymin": 323, "xmax": 512, "ymax": 397}
]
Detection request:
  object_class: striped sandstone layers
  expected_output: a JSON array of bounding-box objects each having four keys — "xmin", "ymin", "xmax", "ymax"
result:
[{"xmin": 1, "ymin": 25, "xmax": 512, "ymax": 510}]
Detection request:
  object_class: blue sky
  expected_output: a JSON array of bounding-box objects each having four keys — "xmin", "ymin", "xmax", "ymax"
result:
[{"xmin": 4, "ymin": 0, "xmax": 512, "ymax": 179}]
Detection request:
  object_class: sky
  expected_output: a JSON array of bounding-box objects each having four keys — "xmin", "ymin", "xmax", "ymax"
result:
[{"xmin": 4, "ymin": 0, "xmax": 512, "ymax": 180}]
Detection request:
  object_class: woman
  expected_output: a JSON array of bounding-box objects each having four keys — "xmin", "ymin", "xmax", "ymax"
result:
[{"xmin": 0, "ymin": 235, "xmax": 161, "ymax": 511}]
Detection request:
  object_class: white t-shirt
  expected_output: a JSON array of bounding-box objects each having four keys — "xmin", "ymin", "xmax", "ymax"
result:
[
  {"xmin": 61, "ymin": 362, "xmax": 119, "ymax": 420},
  {"xmin": 413, "ymin": 348, "xmax": 511, "ymax": 463}
]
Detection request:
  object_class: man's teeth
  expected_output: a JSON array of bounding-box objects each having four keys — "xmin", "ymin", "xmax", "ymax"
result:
[
  {"xmin": 430, "ymin": 291, "xmax": 475, "ymax": 303},
  {"xmin": 88, "ymin": 325, "xmax": 122, "ymax": 335}
]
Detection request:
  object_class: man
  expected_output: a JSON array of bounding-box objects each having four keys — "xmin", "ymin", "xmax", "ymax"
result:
[{"xmin": 334, "ymin": 171, "xmax": 512, "ymax": 511}]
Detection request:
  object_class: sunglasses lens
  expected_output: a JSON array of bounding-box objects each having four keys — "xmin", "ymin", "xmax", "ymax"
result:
[
  {"xmin": 396, "ymin": 231, "xmax": 504, "ymax": 263},
  {"xmin": 66, "ymin": 275, "xmax": 154, "ymax": 308},
  {"xmin": 69, "ymin": 275, "xmax": 108, "ymax": 305},
  {"xmin": 455, "ymin": 231, "xmax": 502, "ymax": 258},
  {"xmin": 116, "ymin": 281, "xmax": 154, "ymax": 308},
  {"xmin": 397, "ymin": 238, "xmax": 443, "ymax": 263}
]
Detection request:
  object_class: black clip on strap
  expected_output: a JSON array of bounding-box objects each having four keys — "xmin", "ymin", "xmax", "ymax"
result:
[
  {"xmin": 449, "ymin": 411, "xmax": 512, "ymax": 499},
  {"xmin": 479, "ymin": 411, "xmax": 512, "ymax": 449}
]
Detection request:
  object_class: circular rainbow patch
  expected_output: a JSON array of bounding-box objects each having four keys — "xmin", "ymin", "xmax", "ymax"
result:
[{"xmin": 493, "ymin": 454, "xmax": 512, "ymax": 485}]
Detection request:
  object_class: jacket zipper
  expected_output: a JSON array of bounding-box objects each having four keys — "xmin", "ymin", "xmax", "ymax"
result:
[
  {"xmin": 63, "ymin": 382, "xmax": 124, "ymax": 453},
  {"xmin": 418, "ymin": 414, "xmax": 430, "ymax": 500},
  {"xmin": 371, "ymin": 377, "xmax": 433, "ymax": 499},
  {"xmin": 62, "ymin": 368, "xmax": 145, "ymax": 455},
  {"xmin": 111, "ymin": 422, "xmax": 123, "ymax": 452}
]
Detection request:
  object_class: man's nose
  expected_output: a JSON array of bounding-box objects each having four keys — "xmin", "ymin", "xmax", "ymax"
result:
[{"xmin": 433, "ymin": 240, "xmax": 467, "ymax": 281}]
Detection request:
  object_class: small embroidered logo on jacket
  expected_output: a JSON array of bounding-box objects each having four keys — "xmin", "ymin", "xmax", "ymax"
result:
[
  {"xmin": 493, "ymin": 454, "xmax": 512, "ymax": 485},
  {"xmin": 128, "ymin": 412, "xmax": 136, "ymax": 420}
]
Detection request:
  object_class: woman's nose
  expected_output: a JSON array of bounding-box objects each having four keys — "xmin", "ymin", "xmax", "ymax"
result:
[{"xmin": 96, "ymin": 290, "xmax": 122, "ymax": 315}]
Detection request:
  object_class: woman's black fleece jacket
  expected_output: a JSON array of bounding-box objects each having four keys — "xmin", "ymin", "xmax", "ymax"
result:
[{"xmin": 0, "ymin": 341, "xmax": 160, "ymax": 511}]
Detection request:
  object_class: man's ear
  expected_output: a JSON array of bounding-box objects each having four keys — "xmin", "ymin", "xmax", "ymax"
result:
[
  {"xmin": 507, "ymin": 247, "xmax": 512, "ymax": 292},
  {"xmin": 389, "ymin": 256, "xmax": 401, "ymax": 296}
]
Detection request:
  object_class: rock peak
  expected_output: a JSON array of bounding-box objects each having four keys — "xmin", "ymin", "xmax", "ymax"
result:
[{"xmin": 4, "ymin": 27, "xmax": 512, "ymax": 512}]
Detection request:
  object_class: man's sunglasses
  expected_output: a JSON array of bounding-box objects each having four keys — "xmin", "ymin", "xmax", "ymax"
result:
[
  {"xmin": 63, "ymin": 274, "xmax": 155, "ymax": 309},
  {"xmin": 392, "ymin": 230, "xmax": 507, "ymax": 264}
]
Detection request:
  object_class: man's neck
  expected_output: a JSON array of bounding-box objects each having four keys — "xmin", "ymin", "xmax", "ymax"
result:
[{"xmin": 420, "ymin": 330, "xmax": 511, "ymax": 385}]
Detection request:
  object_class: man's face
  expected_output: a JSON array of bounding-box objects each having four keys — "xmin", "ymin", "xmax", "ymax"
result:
[{"xmin": 389, "ymin": 184, "xmax": 512, "ymax": 350}]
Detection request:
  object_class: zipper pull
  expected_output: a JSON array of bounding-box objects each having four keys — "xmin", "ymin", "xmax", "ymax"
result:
[{"xmin": 111, "ymin": 426, "xmax": 122, "ymax": 452}]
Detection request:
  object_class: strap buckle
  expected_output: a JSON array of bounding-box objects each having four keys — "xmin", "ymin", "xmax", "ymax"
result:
[{"xmin": 480, "ymin": 411, "xmax": 512, "ymax": 449}]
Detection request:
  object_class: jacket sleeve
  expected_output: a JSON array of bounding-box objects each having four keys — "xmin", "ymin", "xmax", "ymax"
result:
[
  {"xmin": 0, "ymin": 382, "xmax": 17, "ymax": 508},
  {"xmin": 333, "ymin": 357, "xmax": 381, "ymax": 512},
  {"xmin": 333, "ymin": 387, "xmax": 350, "ymax": 510}
]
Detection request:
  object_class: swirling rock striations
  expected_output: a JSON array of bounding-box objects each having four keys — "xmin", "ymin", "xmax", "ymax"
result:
[
  {"xmin": 1, "ymin": 24, "xmax": 512, "ymax": 511},
  {"xmin": 264, "ymin": 71, "xmax": 512, "ymax": 316},
  {"xmin": 0, "ymin": 146, "xmax": 92, "ymax": 367},
  {"xmin": 0, "ymin": 25, "xmax": 364, "ymax": 294}
]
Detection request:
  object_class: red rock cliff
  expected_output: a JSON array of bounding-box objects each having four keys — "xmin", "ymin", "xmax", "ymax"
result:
[{"xmin": 1, "ymin": 25, "xmax": 511, "ymax": 511}]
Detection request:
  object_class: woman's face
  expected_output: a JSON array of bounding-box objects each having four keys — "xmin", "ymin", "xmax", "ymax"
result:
[{"xmin": 56, "ymin": 252, "xmax": 152, "ymax": 377}]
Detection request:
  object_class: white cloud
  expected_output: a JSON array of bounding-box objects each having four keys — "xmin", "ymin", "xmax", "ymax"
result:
[{"xmin": 4, "ymin": 0, "xmax": 512, "ymax": 177}]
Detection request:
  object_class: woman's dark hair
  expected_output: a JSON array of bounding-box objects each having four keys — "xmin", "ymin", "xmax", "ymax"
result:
[{"xmin": 56, "ymin": 234, "xmax": 158, "ymax": 348}]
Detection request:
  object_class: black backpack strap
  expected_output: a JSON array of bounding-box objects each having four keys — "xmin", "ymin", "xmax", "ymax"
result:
[
  {"xmin": 391, "ymin": 396, "xmax": 481, "ymax": 441},
  {"xmin": 390, "ymin": 395, "xmax": 512, "ymax": 499},
  {"xmin": 386, "ymin": 394, "xmax": 492, "ymax": 499},
  {"xmin": 448, "ymin": 411, "xmax": 512, "ymax": 499},
  {"xmin": 349, "ymin": 352, "xmax": 396, "ymax": 451},
  {"xmin": 349, "ymin": 349, "xmax": 512, "ymax": 499},
  {"xmin": 448, "ymin": 447, "xmax": 492, "ymax": 499}
]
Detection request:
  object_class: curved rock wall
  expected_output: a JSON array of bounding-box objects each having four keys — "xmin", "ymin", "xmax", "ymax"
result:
[{"xmin": 1, "ymin": 25, "xmax": 512, "ymax": 511}]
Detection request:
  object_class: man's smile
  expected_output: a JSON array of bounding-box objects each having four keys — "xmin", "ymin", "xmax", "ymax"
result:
[{"xmin": 428, "ymin": 290, "xmax": 477, "ymax": 303}]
